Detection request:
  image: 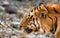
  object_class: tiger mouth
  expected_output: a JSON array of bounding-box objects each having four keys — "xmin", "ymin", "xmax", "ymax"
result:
[{"xmin": 25, "ymin": 27, "xmax": 33, "ymax": 33}]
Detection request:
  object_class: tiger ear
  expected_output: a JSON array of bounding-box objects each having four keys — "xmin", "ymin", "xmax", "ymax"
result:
[
  {"xmin": 43, "ymin": 5, "xmax": 49, "ymax": 14},
  {"xmin": 41, "ymin": 5, "xmax": 49, "ymax": 14},
  {"xmin": 39, "ymin": 3, "xmax": 43, "ymax": 6},
  {"xmin": 40, "ymin": 10, "xmax": 46, "ymax": 18},
  {"xmin": 40, "ymin": 5, "xmax": 49, "ymax": 18}
]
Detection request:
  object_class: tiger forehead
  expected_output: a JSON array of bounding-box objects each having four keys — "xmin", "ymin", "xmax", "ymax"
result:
[
  {"xmin": 31, "ymin": 6, "xmax": 41, "ymax": 12},
  {"xmin": 40, "ymin": 5, "xmax": 48, "ymax": 12},
  {"xmin": 40, "ymin": 5, "xmax": 46, "ymax": 10}
]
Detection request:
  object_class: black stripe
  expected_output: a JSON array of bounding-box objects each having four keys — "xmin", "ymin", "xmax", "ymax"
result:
[
  {"xmin": 34, "ymin": 7, "xmax": 37, "ymax": 10},
  {"xmin": 43, "ymin": 5, "xmax": 49, "ymax": 13},
  {"xmin": 53, "ymin": 8, "xmax": 60, "ymax": 14},
  {"xmin": 31, "ymin": 9, "xmax": 33, "ymax": 12},
  {"xmin": 47, "ymin": 15, "xmax": 53, "ymax": 21},
  {"xmin": 36, "ymin": 18, "xmax": 40, "ymax": 29},
  {"xmin": 34, "ymin": 18, "xmax": 40, "ymax": 32},
  {"xmin": 28, "ymin": 15, "xmax": 33, "ymax": 21},
  {"xmin": 50, "ymin": 16, "xmax": 57, "ymax": 34},
  {"xmin": 54, "ymin": 17, "xmax": 57, "ymax": 34}
]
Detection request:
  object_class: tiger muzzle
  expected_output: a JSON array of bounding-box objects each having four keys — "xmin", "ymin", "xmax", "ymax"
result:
[{"xmin": 25, "ymin": 27, "xmax": 33, "ymax": 33}]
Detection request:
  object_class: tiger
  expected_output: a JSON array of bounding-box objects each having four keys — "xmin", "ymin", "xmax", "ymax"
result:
[
  {"xmin": 20, "ymin": 3, "xmax": 60, "ymax": 38},
  {"xmin": 30, "ymin": 3, "xmax": 60, "ymax": 38}
]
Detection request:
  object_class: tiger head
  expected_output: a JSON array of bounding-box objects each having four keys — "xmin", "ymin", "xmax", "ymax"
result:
[{"xmin": 19, "ymin": 4, "xmax": 52, "ymax": 34}]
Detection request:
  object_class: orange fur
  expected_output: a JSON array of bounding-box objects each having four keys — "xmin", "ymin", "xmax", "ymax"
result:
[
  {"xmin": 30, "ymin": 3, "xmax": 60, "ymax": 38},
  {"xmin": 20, "ymin": 3, "xmax": 60, "ymax": 38}
]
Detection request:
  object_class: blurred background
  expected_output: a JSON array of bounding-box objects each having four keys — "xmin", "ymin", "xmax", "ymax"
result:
[{"xmin": 0, "ymin": 0, "xmax": 60, "ymax": 38}]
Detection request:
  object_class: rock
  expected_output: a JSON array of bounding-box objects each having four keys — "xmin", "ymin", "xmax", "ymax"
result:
[
  {"xmin": 17, "ymin": 0, "xmax": 22, "ymax": 1},
  {"xmin": 2, "ymin": 0, "xmax": 10, "ymax": 7},
  {"xmin": 5, "ymin": 5, "xmax": 17, "ymax": 14},
  {"xmin": 26, "ymin": 32, "xmax": 35, "ymax": 38},
  {"xmin": 3, "ymin": 0, "xmax": 9, "ymax": 5},
  {"xmin": 0, "ymin": 6, "xmax": 5, "ymax": 11}
]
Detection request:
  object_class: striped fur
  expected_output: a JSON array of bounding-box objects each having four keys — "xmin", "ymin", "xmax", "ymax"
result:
[{"xmin": 20, "ymin": 3, "xmax": 60, "ymax": 38}]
